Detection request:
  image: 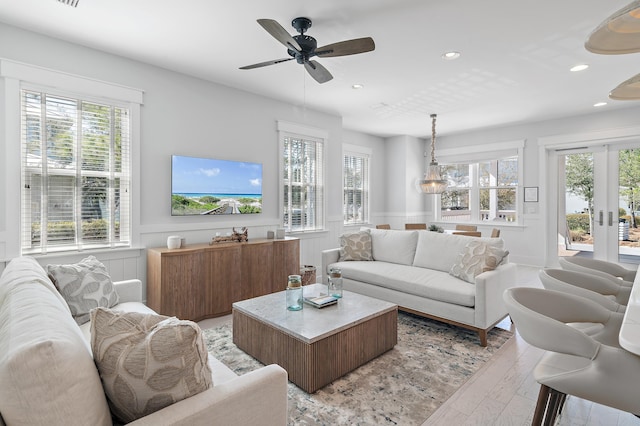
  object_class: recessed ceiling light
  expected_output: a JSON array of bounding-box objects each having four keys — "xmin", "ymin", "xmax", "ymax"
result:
[
  {"xmin": 352, "ymin": 84, "xmax": 364, "ymax": 90},
  {"xmin": 441, "ymin": 51, "xmax": 461, "ymax": 61},
  {"xmin": 570, "ymin": 64, "xmax": 589, "ymax": 72},
  {"xmin": 593, "ymin": 102, "xmax": 607, "ymax": 107}
]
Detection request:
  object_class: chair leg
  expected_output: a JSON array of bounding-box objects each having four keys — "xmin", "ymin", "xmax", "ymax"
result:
[{"xmin": 532, "ymin": 385, "xmax": 551, "ymax": 426}]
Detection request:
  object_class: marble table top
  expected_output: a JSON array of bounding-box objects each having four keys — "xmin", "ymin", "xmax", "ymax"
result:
[
  {"xmin": 232, "ymin": 283, "xmax": 397, "ymax": 344},
  {"xmin": 620, "ymin": 268, "xmax": 640, "ymax": 355}
]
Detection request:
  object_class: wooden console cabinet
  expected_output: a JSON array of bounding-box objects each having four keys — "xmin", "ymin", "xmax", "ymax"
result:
[{"xmin": 147, "ymin": 237, "xmax": 300, "ymax": 321}]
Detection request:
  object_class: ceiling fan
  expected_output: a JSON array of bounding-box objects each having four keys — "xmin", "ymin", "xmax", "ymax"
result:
[{"xmin": 239, "ymin": 17, "xmax": 375, "ymax": 84}]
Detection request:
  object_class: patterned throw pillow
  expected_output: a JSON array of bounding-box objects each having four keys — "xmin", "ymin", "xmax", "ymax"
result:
[
  {"xmin": 47, "ymin": 256, "xmax": 119, "ymax": 325},
  {"xmin": 339, "ymin": 230, "xmax": 373, "ymax": 261},
  {"xmin": 449, "ymin": 240, "xmax": 509, "ymax": 284},
  {"xmin": 90, "ymin": 308, "xmax": 213, "ymax": 424}
]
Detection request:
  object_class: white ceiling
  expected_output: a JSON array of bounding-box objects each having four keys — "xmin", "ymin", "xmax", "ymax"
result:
[{"xmin": 1, "ymin": 0, "xmax": 639, "ymax": 138}]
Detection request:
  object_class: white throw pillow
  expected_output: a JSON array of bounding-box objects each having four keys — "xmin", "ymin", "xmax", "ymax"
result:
[
  {"xmin": 368, "ymin": 228, "xmax": 419, "ymax": 266},
  {"xmin": 90, "ymin": 308, "xmax": 213, "ymax": 424},
  {"xmin": 449, "ymin": 240, "xmax": 510, "ymax": 283},
  {"xmin": 339, "ymin": 230, "xmax": 373, "ymax": 261},
  {"xmin": 47, "ymin": 256, "xmax": 119, "ymax": 325}
]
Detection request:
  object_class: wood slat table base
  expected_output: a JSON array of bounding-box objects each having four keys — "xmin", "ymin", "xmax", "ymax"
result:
[{"xmin": 232, "ymin": 307, "xmax": 398, "ymax": 393}]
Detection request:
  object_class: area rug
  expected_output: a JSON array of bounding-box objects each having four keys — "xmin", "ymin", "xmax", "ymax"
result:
[{"xmin": 202, "ymin": 312, "xmax": 512, "ymax": 426}]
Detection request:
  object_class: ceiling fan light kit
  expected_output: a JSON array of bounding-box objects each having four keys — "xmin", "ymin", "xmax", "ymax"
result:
[
  {"xmin": 240, "ymin": 17, "xmax": 375, "ymax": 84},
  {"xmin": 420, "ymin": 114, "xmax": 448, "ymax": 195}
]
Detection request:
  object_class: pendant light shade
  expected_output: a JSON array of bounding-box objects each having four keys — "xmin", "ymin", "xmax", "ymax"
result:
[
  {"xmin": 420, "ymin": 114, "xmax": 448, "ymax": 194},
  {"xmin": 610, "ymin": 72, "xmax": 640, "ymax": 100},
  {"xmin": 585, "ymin": 1, "xmax": 640, "ymax": 54}
]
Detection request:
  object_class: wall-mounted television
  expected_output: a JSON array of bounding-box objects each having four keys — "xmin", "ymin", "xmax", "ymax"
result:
[{"xmin": 171, "ymin": 155, "xmax": 262, "ymax": 216}]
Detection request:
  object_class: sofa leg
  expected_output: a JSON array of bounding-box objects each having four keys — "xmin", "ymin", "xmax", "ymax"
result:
[{"xmin": 478, "ymin": 329, "xmax": 488, "ymax": 347}]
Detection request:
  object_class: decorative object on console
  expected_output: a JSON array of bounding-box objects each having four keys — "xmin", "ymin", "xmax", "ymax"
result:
[
  {"xmin": 209, "ymin": 227, "xmax": 248, "ymax": 244},
  {"xmin": 46, "ymin": 255, "xmax": 119, "ymax": 325},
  {"xmin": 267, "ymin": 230, "xmax": 275, "ymax": 239},
  {"xmin": 90, "ymin": 307, "xmax": 213, "ymax": 424},
  {"xmin": 167, "ymin": 235, "xmax": 182, "ymax": 249},
  {"xmin": 276, "ymin": 228, "xmax": 285, "ymax": 239},
  {"xmin": 419, "ymin": 113, "xmax": 448, "ymax": 194}
]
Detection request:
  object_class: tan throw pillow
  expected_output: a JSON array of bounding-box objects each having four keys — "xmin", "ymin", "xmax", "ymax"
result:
[
  {"xmin": 47, "ymin": 256, "xmax": 119, "ymax": 325},
  {"xmin": 90, "ymin": 308, "xmax": 213, "ymax": 423},
  {"xmin": 339, "ymin": 230, "xmax": 373, "ymax": 261},
  {"xmin": 449, "ymin": 240, "xmax": 509, "ymax": 283}
]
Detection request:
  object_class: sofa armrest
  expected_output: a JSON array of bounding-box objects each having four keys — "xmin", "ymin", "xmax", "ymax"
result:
[
  {"xmin": 114, "ymin": 279, "xmax": 143, "ymax": 303},
  {"xmin": 473, "ymin": 263, "xmax": 517, "ymax": 329},
  {"xmin": 127, "ymin": 364, "xmax": 288, "ymax": 426},
  {"xmin": 321, "ymin": 248, "xmax": 341, "ymax": 284}
]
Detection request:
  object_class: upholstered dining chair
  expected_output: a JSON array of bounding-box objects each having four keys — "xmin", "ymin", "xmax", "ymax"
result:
[
  {"xmin": 503, "ymin": 287, "xmax": 640, "ymax": 425},
  {"xmin": 452, "ymin": 231, "xmax": 482, "ymax": 237},
  {"xmin": 375, "ymin": 224, "xmax": 391, "ymax": 229},
  {"xmin": 539, "ymin": 268, "xmax": 630, "ymax": 308},
  {"xmin": 559, "ymin": 256, "xmax": 636, "ymax": 286},
  {"xmin": 404, "ymin": 223, "xmax": 426, "ymax": 230},
  {"xmin": 490, "ymin": 228, "xmax": 500, "ymax": 238},
  {"xmin": 455, "ymin": 224, "xmax": 477, "ymax": 232}
]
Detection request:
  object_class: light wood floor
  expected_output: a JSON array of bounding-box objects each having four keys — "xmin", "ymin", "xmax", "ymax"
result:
[{"xmin": 199, "ymin": 265, "xmax": 640, "ymax": 426}]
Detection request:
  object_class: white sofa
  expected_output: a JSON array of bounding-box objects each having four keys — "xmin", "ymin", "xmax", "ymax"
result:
[
  {"xmin": 0, "ymin": 256, "xmax": 287, "ymax": 426},
  {"xmin": 322, "ymin": 228, "xmax": 518, "ymax": 346}
]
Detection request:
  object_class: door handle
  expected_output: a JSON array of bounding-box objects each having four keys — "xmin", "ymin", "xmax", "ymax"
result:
[
  {"xmin": 599, "ymin": 210, "xmax": 603, "ymax": 226},
  {"xmin": 608, "ymin": 211, "xmax": 613, "ymax": 227}
]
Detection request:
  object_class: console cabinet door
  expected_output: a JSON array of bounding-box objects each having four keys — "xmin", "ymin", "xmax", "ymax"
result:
[
  {"xmin": 159, "ymin": 251, "xmax": 206, "ymax": 320},
  {"xmin": 205, "ymin": 245, "xmax": 241, "ymax": 315},
  {"xmin": 240, "ymin": 242, "xmax": 274, "ymax": 300},
  {"xmin": 273, "ymin": 238, "xmax": 301, "ymax": 292}
]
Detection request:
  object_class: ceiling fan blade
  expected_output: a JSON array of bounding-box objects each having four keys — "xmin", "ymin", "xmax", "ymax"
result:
[
  {"xmin": 316, "ymin": 37, "xmax": 375, "ymax": 57},
  {"xmin": 257, "ymin": 19, "xmax": 302, "ymax": 52},
  {"xmin": 239, "ymin": 57, "xmax": 294, "ymax": 70},
  {"xmin": 304, "ymin": 60, "xmax": 333, "ymax": 84}
]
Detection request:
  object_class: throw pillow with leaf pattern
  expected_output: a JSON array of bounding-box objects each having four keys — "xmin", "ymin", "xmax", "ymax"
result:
[{"xmin": 339, "ymin": 230, "xmax": 373, "ymax": 261}]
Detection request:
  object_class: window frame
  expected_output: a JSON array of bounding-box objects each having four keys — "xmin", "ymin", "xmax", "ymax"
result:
[
  {"xmin": 342, "ymin": 144, "xmax": 371, "ymax": 225},
  {"xmin": 1, "ymin": 59, "xmax": 142, "ymax": 258},
  {"xmin": 433, "ymin": 140, "xmax": 524, "ymax": 225},
  {"xmin": 278, "ymin": 121, "xmax": 327, "ymax": 234}
]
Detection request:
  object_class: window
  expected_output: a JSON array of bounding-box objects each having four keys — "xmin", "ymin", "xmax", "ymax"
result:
[
  {"xmin": 436, "ymin": 140, "xmax": 524, "ymax": 224},
  {"xmin": 343, "ymin": 146, "xmax": 370, "ymax": 225},
  {"xmin": 20, "ymin": 89, "xmax": 131, "ymax": 254},
  {"xmin": 280, "ymin": 122, "xmax": 325, "ymax": 232}
]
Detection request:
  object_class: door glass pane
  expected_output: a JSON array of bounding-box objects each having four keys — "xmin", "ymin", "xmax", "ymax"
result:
[
  {"xmin": 618, "ymin": 149, "xmax": 640, "ymax": 262},
  {"xmin": 561, "ymin": 152, "xmax": 594, "ymax": 256}
]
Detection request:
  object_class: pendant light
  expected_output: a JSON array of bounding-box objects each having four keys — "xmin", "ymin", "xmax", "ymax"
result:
[
  {"xmin": 585, "ymin": 1, "xmax": 640, "ymax": 54},
  {"xmin": 420, "ymin": 113, "xmax": 448, "ymax": 194},
  {"xmin": 610, "ymin": 72, "xmax": 640, "ymax": 100}
]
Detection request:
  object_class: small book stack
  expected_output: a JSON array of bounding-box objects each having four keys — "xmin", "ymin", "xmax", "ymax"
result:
[{"xmin": 303, "ymin": 295, "xmax": 338, "ymax": 308}]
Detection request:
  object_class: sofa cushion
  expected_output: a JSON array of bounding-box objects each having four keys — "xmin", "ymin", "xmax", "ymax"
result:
[
  {"xmin": 413, "ymin": 231, "xmax": 505, "ymax": 272},
  {"xmin": 449, "ymin": 240, "xmax": 510, "ymax": 283},
  {"xmin": 0, "ymin": 257, "xmax": 112, "ymax": 426},
  {"xmin": 339, "ymin": 230, "xmax": 373, "ymax": 261},
  {"xmin": 47, "ymin": 255, "xmax": 119, "ymax": 325},
  {"xmin": 330, "ymin": 260, "xmax": 476, "ymax": 307},
  {"xmin": 368, "ymin": 228, "xmax": 419, "ymax": 266},
  {"xmin": 90, "ymin": 308, "xmax": 213, "ymax": 423}
]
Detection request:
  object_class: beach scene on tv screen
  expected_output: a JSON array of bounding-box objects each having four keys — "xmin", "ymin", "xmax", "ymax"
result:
[{"xmin": 171, "ymin": 155, "xmax": 262, "ymax": 215}]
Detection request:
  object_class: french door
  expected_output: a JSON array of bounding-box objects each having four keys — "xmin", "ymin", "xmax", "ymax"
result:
[{"xmin": 557, "ymin": 145, "xmax": 640, "ymax": 264}]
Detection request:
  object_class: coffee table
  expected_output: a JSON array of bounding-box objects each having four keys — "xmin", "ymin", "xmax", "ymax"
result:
[{"xmin": 232, "ymin": 283, "xmax": 398, "ymax": 393}]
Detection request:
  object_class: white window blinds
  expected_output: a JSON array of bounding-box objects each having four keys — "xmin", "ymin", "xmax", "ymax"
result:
[
  {"xmin": 283, "ymin": 134, "xmax": 324, "ymax": 232},
  {"xmin": 343, "ymin": 152, "xmax": 369, "ymax": 224},
  {"xmin": 21, "ymin": 89, "xmax": 131, "ymax": 254}
]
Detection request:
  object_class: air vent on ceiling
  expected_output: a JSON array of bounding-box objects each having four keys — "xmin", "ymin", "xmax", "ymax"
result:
[{"xmin": 57, "ymin": 0, "xmax": 79, "ymax": 7}]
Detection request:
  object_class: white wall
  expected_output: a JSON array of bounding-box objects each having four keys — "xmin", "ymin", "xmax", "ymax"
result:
[{"xmin": 0, "ymin": 22, "xmax": 387, "ymax": 288}]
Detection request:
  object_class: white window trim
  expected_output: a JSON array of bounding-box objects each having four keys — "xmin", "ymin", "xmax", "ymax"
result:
[
  {"xmin": 343, "ymin": 144, "xmax": 371, "ymax": 226},
  {"xmin": 1, "ymin": 59, "xmax": 143, "ymax": 259},
  {"xmin": 277, "ymin": 120, "xmax": 328, "ymax": 234},
  {"xmin": 434, "ymin": 139, "xmax": 525, "ymax": 225}
]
